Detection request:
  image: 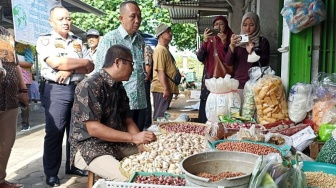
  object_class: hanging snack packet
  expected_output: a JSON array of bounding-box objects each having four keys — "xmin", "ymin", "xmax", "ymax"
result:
[{"xmin": 254, "ymin": 74, "xmax": 289, "ymax": 125}]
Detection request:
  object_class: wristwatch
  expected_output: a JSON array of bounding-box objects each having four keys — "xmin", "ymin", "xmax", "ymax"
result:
[{"xmin": 0, "ymin": 66, "xmax": 6, "ymax": 77}]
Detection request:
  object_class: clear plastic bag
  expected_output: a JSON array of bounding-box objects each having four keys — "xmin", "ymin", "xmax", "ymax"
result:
[
  {"xmin": 311, "ymin": 73, "xmax": 336, "ymax": 131},
  {"xmin": 249, "ymin": 154, "xmax": 307, "ymax": 188},
  {"xmin": 249, "ymin": 153, "xmax": 283, "ymax": 188},
  {"xmin": 253, "ymin": 74, "xmax": 289, "ymax": 125},
  {"xmin": 287, "ymin": 83, "xmax": 313, "ymax": 123},
  {"xmin": 242, "ymin": 67, "xmax": 275, "ymax": 119},
  {"xmin": 281, "ymin": 0, "xmax": 326, "ymax": 33}
]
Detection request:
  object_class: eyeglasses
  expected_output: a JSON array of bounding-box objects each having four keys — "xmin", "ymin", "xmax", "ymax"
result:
[{"xmin": 118, "ymin": 57, "xmax": 134, "ymax": 66}]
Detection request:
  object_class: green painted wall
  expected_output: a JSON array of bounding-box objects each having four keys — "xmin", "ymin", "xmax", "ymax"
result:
[{"xmin": 289, "ymin": 28, "xmax": 313, "ymax": 88}]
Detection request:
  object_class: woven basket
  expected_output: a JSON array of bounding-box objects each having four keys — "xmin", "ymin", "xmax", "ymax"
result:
[{"xmin": 119, "ymin": 157, "xmax": 132, "ymax": 179}]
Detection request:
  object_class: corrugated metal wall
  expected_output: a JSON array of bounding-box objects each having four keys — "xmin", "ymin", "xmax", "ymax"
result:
[{"xmin": 319, "ymin": 0, "xmax": 335, "ymax": 73}]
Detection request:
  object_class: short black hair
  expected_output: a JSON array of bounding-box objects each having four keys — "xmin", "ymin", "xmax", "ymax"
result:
[
  {"xmin": 120, "ymin": 1, "xmax": 139, "ymax": 14},
  {"xmin": 50, "ymin": 5, "xmax": 67, "ymax": 15},
  {"xmin": 103, "ymin": 45, "xmax": 132, "ymax": 68}
]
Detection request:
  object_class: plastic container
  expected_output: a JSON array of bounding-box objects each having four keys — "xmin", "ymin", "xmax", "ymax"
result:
[
  {"xmin": 93, "ymin": 179, "xmax": 200, "ymax": 188},
  {"xmin": 294, "ymin": 161, "xmax": 336, "ymax": 175}
]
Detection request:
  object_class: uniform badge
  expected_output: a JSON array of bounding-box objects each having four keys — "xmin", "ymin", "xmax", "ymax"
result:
[
  {"xmin": 73, "ymin": 40, "xmax": 82, "ymax": 52},
  {"xmin": 54, "ymin": 41, "xmax": 65, "ymax": 49},
  {"xmin": 41, "ymin": 38, "xmax": 50, "ymax": 46}
]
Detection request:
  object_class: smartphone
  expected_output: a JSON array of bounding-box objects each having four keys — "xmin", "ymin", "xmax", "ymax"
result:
[
  {"xmin": 208, "ymin": 28, "xmax": 220, "ymax": 36},
  {"xmin": 239, "ymin": 34, "xmax": 249, "ymax": 42}
]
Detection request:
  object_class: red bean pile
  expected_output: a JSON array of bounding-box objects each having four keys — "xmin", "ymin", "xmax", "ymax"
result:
[
  {"xmin": 215, "ymin": 142, "xmax": 279, "ymax": 155},
  {"xmin": 134, "ymin": 175, "xmax": 186, "ymax": 186},
  {"xmin": 197, "ymin": 171, "xmax": 246, "ymax": 182},
  {"xmin": 160, "ymin": 123, "xmax": 206, "ymax": 135}
]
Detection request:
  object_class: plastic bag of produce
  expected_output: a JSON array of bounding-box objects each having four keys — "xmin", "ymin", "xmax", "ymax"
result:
[
  {"xmin": 287, "ymin": 83, "xmax": 313, "ymax": 123},
  {"xmin": 242, "ymin": 66, "xmax": 275, "ymax": 119},
  {"xmin": 264, "ymin": 132, "xmax": 293, "ymax": 146},
  {"xmin": 321, "ymin": 105, "xmax": 336, "ymax": 124},
  {"xmin": 205, "ymin": 121, "xmax": 225, "ymax": 142},
  {"xmin": 316, "ymin": 130, "xmax": 336, "ymax": 164},
  {"xmin": 254, "ymin": 74, "xmax": 289, "ymax": 125},
  {"xmin": 274, "ymin": 161, "xmax": 306, "ymax": 188},
  {"xmin": 249, "ymin": 153, "xmax": 283, "ymax": 188},
  {"xmin": 311, "ymin": 72, "xmax": 336, "ymax": 132},
  {"xmin": 281, "ymin": 0, "xmax": 326, "ymax": 33},
  {"xmin": 205, "ymin": 75, "xmax": 240, "ymax": 122},
  {"xmin": 249, "ymin": 154, "xmax": 307, "ymax": 188},
  {"xmin": 236, "ymin": 124, "xmax": 265, "ymax": 142},
  {"xmin": 318, "ymin": 123, "xmax": 336, "ymax": 141}
]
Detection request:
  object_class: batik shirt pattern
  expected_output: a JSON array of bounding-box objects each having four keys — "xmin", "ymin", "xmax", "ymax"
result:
[
  {"xmin": 70, "ymin": 69, "xmax": 133, "ymax": 165},
  {"xmin": 0, "ymin": 26, "xmax": 19, "ymax": 111}
]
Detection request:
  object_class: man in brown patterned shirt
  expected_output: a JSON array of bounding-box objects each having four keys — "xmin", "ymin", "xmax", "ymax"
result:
[
  {"xmin": 70, "ymin": 44, "xmax": 156, "ymax": 181},
  {"xmin": 0, "ymin": 26, "xmax": 28, "ymax": 188}
]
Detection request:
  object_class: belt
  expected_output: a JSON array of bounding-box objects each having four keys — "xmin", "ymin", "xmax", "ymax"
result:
[{"xmin": 45, "ymin": 80, "xmax": 80, "ymax": 85}]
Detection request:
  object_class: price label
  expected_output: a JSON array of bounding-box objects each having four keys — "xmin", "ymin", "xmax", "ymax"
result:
[
  {"xmin": 217, "ymin": 97, "xmax": 226, "ymax": 107},
  {"xmin": 233, "ymin": 98, "xmax": 240, "ymax": 108}
]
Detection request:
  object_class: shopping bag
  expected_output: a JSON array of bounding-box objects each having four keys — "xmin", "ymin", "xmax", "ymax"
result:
[{"xmin": 212, "ymin": 38, "xmax": 233, "ymax": 78}]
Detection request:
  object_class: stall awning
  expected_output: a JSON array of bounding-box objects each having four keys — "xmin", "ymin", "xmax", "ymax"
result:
[{"xmin": 156, "ymin": 0, "xmax": 232, "ymax": 33}]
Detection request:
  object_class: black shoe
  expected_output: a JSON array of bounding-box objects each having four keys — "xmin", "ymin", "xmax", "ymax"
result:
[
  {"xmin": 21, "ymin": 125, "xmax": 30, "ymax": 131},
  {"xmin": 65, "ymin": 167, "xmax": 88, "ymax": 176},
  {"xmin": 46, "ymin": 176, "xmax": 60, "ymax": 187}
]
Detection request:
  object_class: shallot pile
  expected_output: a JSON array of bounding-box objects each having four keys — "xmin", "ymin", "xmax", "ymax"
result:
[
  {"xmin": 160, "ymin": 123, "xmax": 206, "ymax": 135},
  {"xmin": 134, "ymin": 175, "xmax": 186, "ymax": 186}
]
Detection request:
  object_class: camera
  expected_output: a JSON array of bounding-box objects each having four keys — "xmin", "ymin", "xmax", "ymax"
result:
[
  {"xmin": 208, "ymin": 28, "xmax": 220, "ymax": 36},
  {"xmin": 239, "ymin": 34, "xmax": 249, "ymax": 42}
]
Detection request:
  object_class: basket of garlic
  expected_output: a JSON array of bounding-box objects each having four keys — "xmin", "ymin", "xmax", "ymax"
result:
[
  {"xmin": 119, "ymin": 132, "xmax": 206, "ymax": 179},
  {"xmin": 158, "ymin": 122, "xmax": 207, "ymax": 135}
]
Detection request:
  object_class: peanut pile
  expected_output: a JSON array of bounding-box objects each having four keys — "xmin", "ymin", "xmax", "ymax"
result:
[
  {"xmin": 197, "ymin": 172, "xmax": 246, "ymax": 182},
  {"xmin": 215, "ymin": 141, "xmax": 279, "ymax": 155},
  {"xmin": 305, "ymin": 171, "xmax": 336, "ymax": 188}
]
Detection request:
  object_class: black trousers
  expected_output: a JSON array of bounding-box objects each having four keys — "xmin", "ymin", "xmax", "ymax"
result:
[
  {"xmin": 41, "ymin": 82, "xmax": 75, "ymax": 176},
  {"xmin": 130, "ymin": 109, "xmax": 146, "ymax": 131},
  {"xmin": 143, "ymin": 80, "xmax": 152, "ymax": 129}
]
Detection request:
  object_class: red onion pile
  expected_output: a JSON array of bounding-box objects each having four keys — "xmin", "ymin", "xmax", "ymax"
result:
[{"xmin": 134, "ymin": 175, "xmax": 186, "ymax": 186}]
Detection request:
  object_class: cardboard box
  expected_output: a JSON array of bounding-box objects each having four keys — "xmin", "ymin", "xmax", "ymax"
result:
[
  {"xmin": 309, "ymin": 141, "xmax": 325, "ymax": 159},
  {"xmin": 290, "ymin": 126, "xmax": 316, "ymax": 151}
]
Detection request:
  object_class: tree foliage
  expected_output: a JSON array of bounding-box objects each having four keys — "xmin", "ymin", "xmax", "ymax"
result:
[{"xmin": 71, "ymin": 0, "xmax": 197, "ymax": 51}]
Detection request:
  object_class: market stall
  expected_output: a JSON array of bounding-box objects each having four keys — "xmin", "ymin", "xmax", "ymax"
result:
[{"xmin": 92, "ymin": 69, "xmax": 336, "ymax": 187}]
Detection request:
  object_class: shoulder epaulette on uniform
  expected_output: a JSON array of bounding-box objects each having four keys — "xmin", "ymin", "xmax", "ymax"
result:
[
  {"xmin": 39, "ymin": 33, "xmax": 51, "ymax": 36},
  {"xmin": 71, "ymin": 35, "xmax": 82, "ymax": 40}
]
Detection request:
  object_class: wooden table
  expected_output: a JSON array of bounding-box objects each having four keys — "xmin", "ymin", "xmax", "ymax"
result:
[{"xmin": 165, "ymin": 95, "xmax": 199, "ymax": 121}]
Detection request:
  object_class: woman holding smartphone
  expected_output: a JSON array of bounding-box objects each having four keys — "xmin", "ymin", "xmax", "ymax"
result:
[
  {"xmin": 225, "ymin": 12, "xmax": 270, "ymax": 90},
  {"xmin": 196, "ymin": 16, "xmax": 234, "ymax": 123}
]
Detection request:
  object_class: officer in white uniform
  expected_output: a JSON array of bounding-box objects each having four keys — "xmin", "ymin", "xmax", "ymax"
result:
[{"xmin": 36, "ymin": 6, "xmax": 94, "ymax": 187}]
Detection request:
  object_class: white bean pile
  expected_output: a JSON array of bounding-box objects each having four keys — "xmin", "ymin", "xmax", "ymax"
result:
[{"xmin": 305, "ymin": 171, "xmax": 336, "ymax": 188}]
